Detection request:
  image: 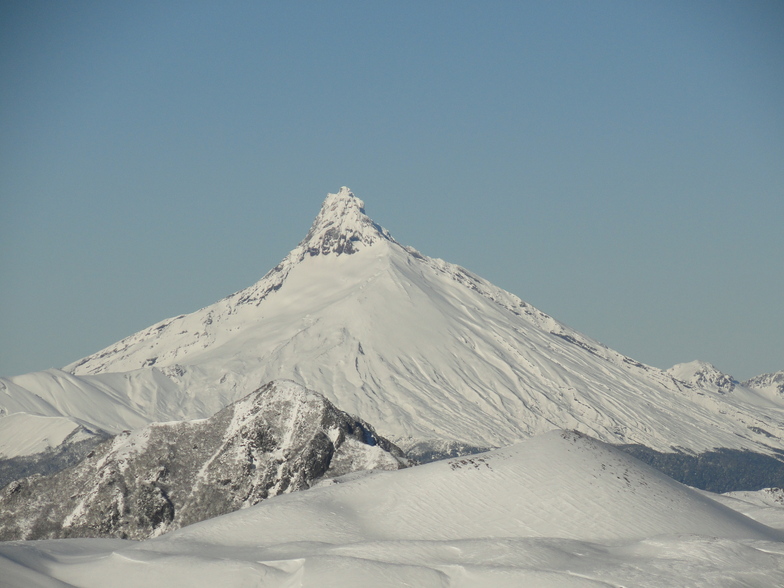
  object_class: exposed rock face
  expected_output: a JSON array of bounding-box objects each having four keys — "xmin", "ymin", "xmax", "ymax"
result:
[
  {"xmin": 300, "ymin": 186, "xmax": 394, "ymax": 256},
  {"xmin": 0, "ymin": 380, "xmax": 408, "ymax": 540},
  {"xmin": 745, "ymin": 372, "xmax": 784, "ymax": 397},
  {"xmin": 667, "ymin": 360, "xmax": 737, "ymax": 395}
]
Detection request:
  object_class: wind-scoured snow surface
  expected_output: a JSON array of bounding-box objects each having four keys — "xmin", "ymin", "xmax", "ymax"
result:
[
  {"xmin": 2, "ymin": 431, "xmax": 783, "ymax": 587},
  {"xmin": 2, "ymin": 187, "xmax": 783, "ymax": 461},
  {"xmin": 704, "ymin": 487, "xmax": 784, "ymax": 533}
]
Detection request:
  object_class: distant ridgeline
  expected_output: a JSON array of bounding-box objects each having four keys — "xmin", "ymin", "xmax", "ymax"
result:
[
  {"xmin": 407, "ymin": 441, "xmax": 784, "ymax": 494},
  {"xmin": 0, "ymin": 428, "xmax": 110, "ymax": 490}
]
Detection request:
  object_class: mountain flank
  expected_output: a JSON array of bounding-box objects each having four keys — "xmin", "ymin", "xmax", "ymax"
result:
[{"xmin": 0, "ymin": 187, "xmax": 782, "ymax": 490}]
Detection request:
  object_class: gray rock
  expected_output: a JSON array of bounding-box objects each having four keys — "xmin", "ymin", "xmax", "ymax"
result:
[{"xmin": 0, "ymin": 380, "xmax": 408, "ymax": 540}]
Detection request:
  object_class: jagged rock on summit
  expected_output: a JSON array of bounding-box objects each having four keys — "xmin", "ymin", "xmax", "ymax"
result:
[
  {"xmin": 745, "ymin": 371, "xmax": 784, "ymax": 397},
  {"xmin": 300, "ymin": 186, "xmax": 393, "ymax": 256}
]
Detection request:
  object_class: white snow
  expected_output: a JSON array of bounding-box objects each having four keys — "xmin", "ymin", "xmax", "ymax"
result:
[
  {"xmin": 703, "ymin": 487, "xmax": 784, "ymax": 532},
  {"xmin": 2, "ymin": 431, "xmax": 783, "ymax": 587},
  {"xmin": 2, "ymin": 187, "xmax": 784, "ymax": 586},
  {"xmin": 0, "ymin": 413, "xmax": 82, "ymax": 459},
  {"xmin": 744, "ymin": 371, "xmax": 784, "ymax": 401}
]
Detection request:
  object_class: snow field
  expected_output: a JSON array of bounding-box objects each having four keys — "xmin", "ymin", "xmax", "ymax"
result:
[
  {"xmin": 0, "ymin": 414, "xmax": 82, "ymax": 459},
  {"xmin": 2, "ymin": 430, "xmax": 783, "ymax": 587},
  {"xmin": 2, "ymin": 188, "xmax": 784, "ymax": 586}
]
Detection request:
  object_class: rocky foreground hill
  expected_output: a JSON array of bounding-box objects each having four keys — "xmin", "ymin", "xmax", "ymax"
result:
[{"xmin": 0, "ymin": 380, "xmax": 407, "ymax": 540}]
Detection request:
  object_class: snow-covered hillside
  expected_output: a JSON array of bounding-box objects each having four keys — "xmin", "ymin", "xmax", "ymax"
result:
[
  {"xmin": 0, "ymin": 380, "xmax": 406, "ymax": 541},
  {"xmin": 2, "ymin": 430, "xmax": 782, "ymax": 587},
  {"xmin": 0, "ymin": 414, "xmax": 98, "ymax": 460},
  {"xmin": 707, "ymin": 487, "xmax": 784, "ymax": 532},
  {"xmin": 2, "ymin": 187, "xmax": 783, "ymax": 462}
]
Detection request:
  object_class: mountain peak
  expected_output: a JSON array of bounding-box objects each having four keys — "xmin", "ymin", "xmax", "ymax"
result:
[
  {"xmin": 299, "ymin": 187, "xmax": 393, "ymax": 256},
  {"xmin": 667, "ymin": 360, "xmax": 737, "ymax": 394},
  {"xmin": 743, "ymin": 371, "xmax": 784, "ymax": 396}
]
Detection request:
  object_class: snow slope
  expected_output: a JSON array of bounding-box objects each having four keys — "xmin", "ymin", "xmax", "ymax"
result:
[
  {"xmin": 162, "ymin": 429, "xmax": 781, "ymax": 543},
  {"xmin": 2, "ymin": 430, "xmax": 782, "ymax": 587},
  {"xmin": 704, "ymin": 487, "xmax": 784, "ymax": 533},
  {"xmin": 2, "ymin": 187, "xmax": 783, "ymax": 461},
  {"xmin": 0, "ymin": 368, "xmax": 188, "ymax": 441},
  {"xmin": 0, "ymin": 414, "xmax": 92, "ymax": 459}
]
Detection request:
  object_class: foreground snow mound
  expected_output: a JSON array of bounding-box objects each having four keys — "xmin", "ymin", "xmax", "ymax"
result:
[
  {"xmin": 0, "ymin": 380, "xmax": 407, "ymax": 541},
  {"xmin": 168, "ymin": 429, "xmax": 779, "ymax": 545},
  {"xmin": 2, "ymin": 430, "xmax": 783, "ymax": 588},
  {"xmin": 704, "ymin": 487, "xmax": 784, "ymax": 532}
]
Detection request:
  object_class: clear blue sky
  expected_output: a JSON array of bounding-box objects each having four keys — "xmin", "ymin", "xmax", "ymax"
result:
[{"xmin": 1, "ymin": 1, "xmax": 782, "ymax": 381}]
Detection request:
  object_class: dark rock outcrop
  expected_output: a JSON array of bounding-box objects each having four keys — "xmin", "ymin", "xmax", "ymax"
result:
[{"xmin": 0, "ymin": 380, "xmax": 408, "ymax": 540}]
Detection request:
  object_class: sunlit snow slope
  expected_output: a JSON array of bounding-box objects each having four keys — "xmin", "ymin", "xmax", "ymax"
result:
[
  {"xmin": 2, "ymin": 187, "xmax": 783, "ymax": 458},
  {"xmin": 2, "ymin": 431, "xmax": 783, "ymax": 587},
  {"xmin": 166, "ymin": 430, "xmax": 781, "ymax": 544}
]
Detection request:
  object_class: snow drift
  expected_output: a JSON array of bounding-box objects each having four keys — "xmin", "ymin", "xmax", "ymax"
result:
[{"xmin": 2, "ymin": 430, "xmax": 782, "ymax": 587}]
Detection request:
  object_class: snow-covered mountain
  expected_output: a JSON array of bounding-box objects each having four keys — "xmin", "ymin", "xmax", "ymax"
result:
[
  {"xmin": 667, "ymin": 360, "xmax": 738, "ymax": 395},
  {"xmin": 744, "ymin": 371, "xmax": 784, "ymax": 399},
  {"xmin": 1, "ymin": 187, "xmax": 783, "ymax": 463},
  {"xmin": 663, "ymin": 361, "xmax": 784, "ymax": 436},
  {"xmin": 3, "ymin": 430, "xmax": 783, "ymax": 587},
  {"xmin": 0, "ymin": 380, "xmax": 406, "ymax": 541}
]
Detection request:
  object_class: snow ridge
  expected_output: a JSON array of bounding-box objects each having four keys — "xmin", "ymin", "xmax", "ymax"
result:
[{"xmin": 667, "ymin": 360, "xmax": 737, "ymax": 394}]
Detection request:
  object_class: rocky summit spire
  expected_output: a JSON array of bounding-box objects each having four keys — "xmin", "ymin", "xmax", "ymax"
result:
[{"xmin": 299, "ymin": 187, "xmax": 393, "ymax": 256}]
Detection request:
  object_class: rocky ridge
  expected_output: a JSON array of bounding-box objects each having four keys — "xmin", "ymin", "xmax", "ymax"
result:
[
  {"xmin": 667, "ymin": 361, "xmax": 738, "ymax": 395},
  {"xmin": 0, "ymin": 380, "xmax": 407, "ymax": 540}
]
